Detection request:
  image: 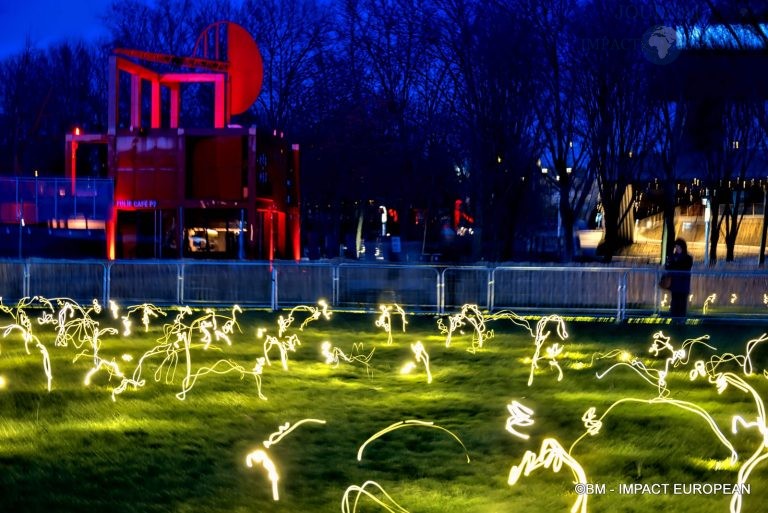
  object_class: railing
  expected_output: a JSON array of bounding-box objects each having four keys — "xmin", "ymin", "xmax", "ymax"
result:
[{"xmin": 1, "ymin": 259, "xmax": 768, "ymax": 321}]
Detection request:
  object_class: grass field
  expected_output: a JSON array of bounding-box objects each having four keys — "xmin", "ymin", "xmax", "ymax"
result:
[{"xmin": 1, "ymin": 300, "xmax": 768, "ymax": 513}]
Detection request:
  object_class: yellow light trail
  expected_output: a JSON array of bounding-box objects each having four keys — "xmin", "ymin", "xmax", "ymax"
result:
[
  {"xmin": 112, "ymin": 305, "xmax": 253, "ymax": 401},
  {"xmin": 277, "ymin": 300, "xmax": 332, "ymax": 337},
  {"xmin": 703, "ymin": 293, "xmax": 717, "ymax": 314},
  {"xmin": 569, "ymin": 397, "xmax": 737, "ymax": 464},
  {"xmin": 403, "ymin": 341, "xmax": 432, "ymax": 384},
  {"xmin": 321, "ymin": 341, "xmax": 375, "ymax": 374},
  {"xmin": 263, "ymin": 334, "xmax": 301, "ymax": 371},
  {"xmin": 245, "ymin": 449, "xmax": 280, "ymax": 500},
  {"xmin": 507, "ymin": 437, "xmax": 588, "ymax": 513},
  {"xmin": 357, "ymin": 420, "xmax": 470, "ymax": 463},
  {"xmin": 505, "ymin": 400, "xmax": 534, "ymax": 440},
  {"xmin": 1, "ymin": 297, "xmax": 55, "ymax": 391},
  {"xmin": 341, "ymin": 480, "xmax": 410, "ymax": 513},
  {"xmin": 126, "ymin": 303, "xmax": 167, "ymax": 332},
  {"xmin": 375, "ymin": 305, "xmax": 395, "ymax": 345},
  {"xmin": 648, "ymin": 332, "xmax": 716, "ymax": 392},
  {"xmin": 109, "ymin": 300, "xmax": 120, "ymax": 319},
  {"xmin": 1, "ymin": 324, "xmax": 52, "ymax": 391},
  {"xmin": 437, "ymin": 304, "xmax": 493, "ymax": 353},
  {"xmin": 528, "ymin": 315, "xmax": 568, "ymax": 386},
  {"xmin": 696, "ymin": 349, "xmax": 768, "ymax": 513},
  {"xmin": 176, "ymin": 358, "xmax": 266, "ymax": 400},
  {"xmin": 263, "ymin": 418, "xmax": 327, "ymax": 448}
]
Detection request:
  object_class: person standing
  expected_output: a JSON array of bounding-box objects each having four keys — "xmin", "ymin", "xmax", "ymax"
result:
[{"xmin": 665, "ymin": 238, "xmax": 693, "ymax": 319}]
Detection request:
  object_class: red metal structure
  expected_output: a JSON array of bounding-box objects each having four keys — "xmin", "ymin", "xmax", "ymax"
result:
[{"xmin": 64, "ymin": 21, "xmax": 300, "ymax": 261}]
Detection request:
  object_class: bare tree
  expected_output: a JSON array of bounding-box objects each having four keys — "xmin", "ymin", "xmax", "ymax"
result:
[
  {"xmin": 516, "ymin": 0, "xmax": 589, "ymax": 262},
  {"xmin": 0, "ymin": 41, "xmax": 104, "ymax": 176},
  {"xmin": 703, "ymin": 102, "xmax": 763, "ymax": 263},
  {"xmin": 102, "ymin": 0, "xmax": 198, "ymax": 55},
  {"xmin": 575, "ymin": 0, "xmax": 656, "ymax": 261},
  {"xmin": 648, "ymin": 0, "xmax": 711, "ymax": 262},
  {"xmin": 239, "ymin": 0, "xmax": 331, "ymax": 133},
  {"xmin": 0, "ymin": 46, "xmax": 49, "ymax": 174},
  {"xmin": 434, "ymin": 0, "xmax": 541, "ymax": 260}
]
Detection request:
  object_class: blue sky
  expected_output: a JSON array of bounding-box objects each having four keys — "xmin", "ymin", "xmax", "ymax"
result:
[{"xmin": 0, "ymin": 0, "xmax": 110, "ymax": 58}]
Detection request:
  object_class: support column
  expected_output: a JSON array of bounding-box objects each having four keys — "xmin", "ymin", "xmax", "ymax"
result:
[
  {"xmin": 151, "ymin": 80, "xmax": 161, "ymax": 128},
  {"xmin": 130, "ymin": 75, "xmax": 141, "ymax": 129},
  {"xmin": 169, "ymin": 84, "xmax": 180, "ymax": 129}
]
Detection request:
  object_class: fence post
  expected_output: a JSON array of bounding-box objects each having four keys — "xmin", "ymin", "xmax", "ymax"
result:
[
  {"xmin": 23, "ymin": 261, "xmax": 30, "ymax": 297},
  {"xmin": 488, "ymin": 268, "xmax": 496, "ymax": 312},
  {"xmin": 178, "ymin": 263, "xmax": 185, "ymax": 304},
  {"xmin": 332, "ymin": 264, "xmax": 339, "ymax": 307},
  {"xmin": 103, "ymin": 262, "xmax": 110, "ymax": 306},
  {"xmin": 616, "ymin": 271, "xmax": 627, "ymax": 322},
  {"xmin": 271, "ymin": 266, "xmax": 278, "ymax": 311},
  {"xmin": 437, "ymin": 269, "xmax": 444, "ymax": 314}
]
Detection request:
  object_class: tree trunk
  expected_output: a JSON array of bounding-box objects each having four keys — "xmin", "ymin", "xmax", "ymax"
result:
[
  {"xmin": 662, "ymin": 181, "xmax": 677, "ymax": 262},
  {"xmin": 759, "ymin": 191, "xmax": 768, "ymax": 266},
  {"xmin": 708, "ymin": 198, "xmax": 720, "ymax": 266},
  {"xmin": 558, "ymin": 184, "xmax": 574, "ymax": 262},
  {"xmin": 724, "ymin": 191, "xmax": 742, "ymax": 262}
]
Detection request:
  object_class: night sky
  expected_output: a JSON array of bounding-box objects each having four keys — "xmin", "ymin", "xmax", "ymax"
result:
[{"xmin": 0, "ymin": 0, "xmax": 109, "ymax": 58}]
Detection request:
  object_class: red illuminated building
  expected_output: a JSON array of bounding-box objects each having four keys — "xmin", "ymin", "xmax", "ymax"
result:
[{"xmin": 61, "ymin": 21, "xmax": 300, "ymax": 260}]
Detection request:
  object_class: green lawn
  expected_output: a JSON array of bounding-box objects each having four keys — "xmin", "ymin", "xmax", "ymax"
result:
[{"xmin": 1, "ymin": 301, "xmax": 767, "ymax": 513}]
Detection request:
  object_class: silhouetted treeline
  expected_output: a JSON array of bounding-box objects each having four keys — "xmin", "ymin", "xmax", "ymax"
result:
[{"xmin": 2, "ymin": 0, "xmax": 768, "ymax": 263}]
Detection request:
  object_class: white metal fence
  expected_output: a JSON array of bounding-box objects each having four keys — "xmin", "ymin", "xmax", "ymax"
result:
[{"xmin": 2, "ymin": 259, "xmax": 768, "ymax": 321}]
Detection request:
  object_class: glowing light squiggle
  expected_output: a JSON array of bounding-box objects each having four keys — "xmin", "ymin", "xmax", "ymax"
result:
[
  {"xmin": 375, "ymin": 304, "xmax": 407, "ymax": 345},
  {"xmin": 507, "ymin": 437, "xmax": 588, "ymax": 513},
  {"xmin": 569, "ymin": 397, "xmax": 738, "ymax": 464},
  {"xmin": 125, "ymin": 303, "xmax": 167, "ymax": 333},
  {"xmin": 1, "ymin": 297, "xmax": 67, "ymax": 391},
  {"xmin": 528, "ymin": 315, "xmax": 568, "ymax": 386},
  {"xmin": 694, "ymin": 347, "xmax": 768, "ymax": 513},
  {"xmin": 437, "ymin": 304, "xmax": 493, "ymax": 353},
  {"xmin": 245, "ymin": 449, "xmax": 280, "ymax": 500},
  {"xmin": 505, "ymin": 400, "xmax": 534, "ymax": 440},
  {"xmin": 277, "ymin": 300, "xmax": 332, "ymax": 337},
  {"xmin": 357, "ymin": 420, "xmax": 470, "ymax": 463},
  {"xmin": 264, "ymin": 334, "xmax": 301, "ymax": 371},
  {"xmin": 400, "ymin": 341, "xmax": 432, "ymax": 384},
  {"xmin": 321, "ymin": 341, "xmax": 375, "ymax": 375},
  {"xmin": 341, "ymin": 480, "xmax": 410, "ymax": 513},
  {"xmin": 112, "ymin": 305, "xmax": 251, "ymax": 401},
  {"xmin": 263, "ymin": 418, "xmax": 327, "ymax": 448},
  {"xmin": 176, "ymin": 358, "xmax": 265, "ymax": 400},
  {"xmin": 703, "ymin": 293, "xmax": 717, "ymax": 315},
  {"xmin": 649, "ymin": 332, "xmax": 716, "ymax": 393}
]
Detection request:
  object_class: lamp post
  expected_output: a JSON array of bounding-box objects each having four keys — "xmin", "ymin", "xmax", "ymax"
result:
[{"xmin": 703, "ymin": 193, "xmax": 711, "ymax": 266}]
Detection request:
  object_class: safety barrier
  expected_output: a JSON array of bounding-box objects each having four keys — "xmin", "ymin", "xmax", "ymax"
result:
[{"xmin": 1, "ymin": 259, "xmax": 767, "ymax": 321}]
